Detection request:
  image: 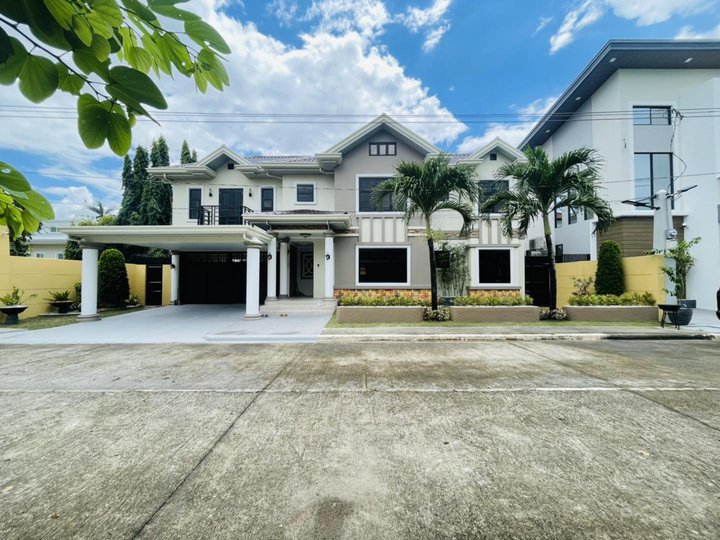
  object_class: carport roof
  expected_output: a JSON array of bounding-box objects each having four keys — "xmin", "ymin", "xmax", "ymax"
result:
[{"xmin": 62, "ymin": 225, "xmax": 272, "ymax": 251}]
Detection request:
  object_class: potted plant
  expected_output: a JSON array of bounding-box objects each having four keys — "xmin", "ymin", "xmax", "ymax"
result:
[
  {"xmin": 46, "ymin": 290, "xmax": 74, "ymax": 314},
  {"xmin": 652, "ymin": 237, "xmax": 701, "ymax": 326},
  {"xmin": 0, "ymin": 287, "xmax": 37, "ymax": 325}
]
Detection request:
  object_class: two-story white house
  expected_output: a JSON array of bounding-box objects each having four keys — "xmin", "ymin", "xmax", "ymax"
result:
[
  {"xmin": 521, "ymin": 40, "xmax": 720, "ymax": 310},
  {"xmin": 65, "ymin": 115, "xmax": 526, "ymax": 320}
]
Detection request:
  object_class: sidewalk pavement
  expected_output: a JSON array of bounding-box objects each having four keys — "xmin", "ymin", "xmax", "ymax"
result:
[
  {"xmin": 321, "ymin": 323, "xmax": 717, "ymax": 342},
  {"xmin": 680, "ymin": 308, "xmax": 720, "ymax": 335}
]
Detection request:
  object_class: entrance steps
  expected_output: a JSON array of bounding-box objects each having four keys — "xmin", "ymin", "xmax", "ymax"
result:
[{"xmin": 261, "ymin": 297, "xmax": 337, "ymax": 316}]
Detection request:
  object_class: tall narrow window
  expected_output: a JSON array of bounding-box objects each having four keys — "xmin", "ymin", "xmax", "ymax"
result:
[
  {"xmin": 261, "ymin": 187, "xmax": 274, "ymax": 212},
  {"xmin": 478, "ymin": 179, "xmax": 509, "ymax": 213},
  {"xmin": 634, "ymin": 153, "xmax": 673, "ymax": 208},
  {"xmin": 189, "ymin": 188, "xmax": 201, "ymax": 220}
]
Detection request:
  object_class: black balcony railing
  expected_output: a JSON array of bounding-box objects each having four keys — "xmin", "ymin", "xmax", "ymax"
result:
[{"xmin": 198, "ymin": 205, "xmax": 254, "ymax": 225}]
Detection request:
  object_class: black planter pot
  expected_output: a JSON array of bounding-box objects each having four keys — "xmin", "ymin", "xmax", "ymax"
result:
[
  {"xmin": 1, "ymin": 305, "xmax": 28, "ymax": 325},
  {"xmin": 50, "ymin": 301, "xmax": 74, "ymax": 314},
  {"xmin": 669, "ymin": 305, "xmax": 694, "ymax": 326}
]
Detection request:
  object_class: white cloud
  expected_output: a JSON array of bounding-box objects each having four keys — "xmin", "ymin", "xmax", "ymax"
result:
[
  {"xmin": 549, "ymin": 1, "xmax": 604, "ymax": 54},
  {"xmin": 399, "ymin": 0, "xmax": 453, "ymax": 52},
  {"xmin": 268, "ymin": 0, "xmax": 299, "ymax": 26},
  {"xmin": 457, "ymin": 96, "xmax": 558, "ymax": 153},
  {"xmin": 304, "ymin": 0, "xmax": 391, "ymax": 40},
  {"xmin": 549, "ymin": 0, "xmax": 716, "ymax": 53},
  {"xmin": 676, "ymin": 22, "xmax": 720, "ymax": 38},
  {"xmin": 41, "ymin": 186, "xmax": 95, "ymax": 220},
  {"xmin": 533, "ymin": 16, "xmax": 554, "ymax": 36}
]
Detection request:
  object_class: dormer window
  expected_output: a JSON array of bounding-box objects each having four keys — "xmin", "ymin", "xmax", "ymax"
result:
[
  {"xmin": 489, "ymin": 153, "xmax": 497, "ymax": 161},
  {"xmin": 369, "ymin": 142, "xmax": 396, "ymax": 156},
  {"xmin": 227, "ymin": 162, "xmax": 235, "ymax": 170}
]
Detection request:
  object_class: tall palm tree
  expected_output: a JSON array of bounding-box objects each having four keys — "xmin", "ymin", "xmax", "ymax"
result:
[
  {"xmin": 372, "ymin": 154, "xmax": 478, "ymax": 310},
  {"xmin": 481, "ymin": 146, "xmax": 614, "ymax": 310}
]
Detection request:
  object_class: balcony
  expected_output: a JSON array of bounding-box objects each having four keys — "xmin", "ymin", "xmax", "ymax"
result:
[{"xmin": 197, "ymin": 205, "xmax": 254, "ymax": 225}]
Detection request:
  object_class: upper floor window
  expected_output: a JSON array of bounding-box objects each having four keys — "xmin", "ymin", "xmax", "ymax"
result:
[
  {"xmin": 633, "ymin": 106, "xmax": 671, "ymax": 126},
  {"xmin": 261, "ymin": 187, "xmax": 274, "ymax": 212},
  {"xmin": 296, "ymin": 183, "xmax": 315, "ymax": 204},
  {"xmin": 369, "ymin": 142, "xmax": 397, "ymax": 156},
  {"xmin": 555, "ymin": 209, "xmax": 563, "ymax": 228},
  {"xmin": 634, "ymin": 153, "xmax": 673, "ymax": 209},
  {"xmin": 478, "ymin": 179, "xmax": 509, "ymax": 214},
  {"xmin": 358, "ymin": 176, "xmax": 401, "ymax": 212},
  {"xmin": 489, "ymin": 153, "xmax": 497, "ymax": 161},
  {"xmin": 188, "ymin": 188, "xmax": 202, "ymax": 220}
]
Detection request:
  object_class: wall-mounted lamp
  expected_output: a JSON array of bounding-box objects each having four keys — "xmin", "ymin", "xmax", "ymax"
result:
[
  {"xmin": 248, "ymin": 188, "xmax": 253, "ymax": 197},
  {"xmin": 325, "ymin": 253, "xmax": 331, "ymax": 261},
  {"xmin": 267, "ymin": 253, "xmax": 273, "ymax": 260},
  {"xmin": 208, "ymin": 188, "xmax": 213, "ymax": 197},
  {"xmin": 171, "ymin": 263, "xmax": 176, "ymax": 269}
]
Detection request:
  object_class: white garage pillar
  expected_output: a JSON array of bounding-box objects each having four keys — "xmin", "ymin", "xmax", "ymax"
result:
[
  {"xmin": 79, "ymin": 245, "xmax": 100, "ymax": 321},
  {"xmin": 170, "ymin": 252, "xmax": 180, "ymax": 305},
  {"xmin": 324, "ymin": 235, "xmax": 335, "ymax": 299},
  {"xmin": 266, "ymin": 236, "xmax": 277, "ymax": 301},
  {"xmin": 245, "ymin": 244, "xmax": 262, "ymax": 320},
  {"xmin": 279, "ymin": 239, "xmax": 289, "ymax": 298}
]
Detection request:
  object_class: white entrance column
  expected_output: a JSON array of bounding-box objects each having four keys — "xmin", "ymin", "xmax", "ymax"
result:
[
  {"xmin": 266, "ymin": 236, "xmax": 277, "ymax": 301},
  {"xmin": 79, "ymin": 245, "xmax": 99, "ymax": 321},
  {"xmin": 324, "ymin": 235, "xmax": 335, "ymax": 299},
  {"xmin": 245, "ymin": 244, "xmax": 262, "ymax": 320},
  {"xmin": 170, "ymin": 252, "xmax": 180, "ymax": 305},
  {"xmin": 279, "ymin": 239, "xmax": 289, "ymax": 298}
]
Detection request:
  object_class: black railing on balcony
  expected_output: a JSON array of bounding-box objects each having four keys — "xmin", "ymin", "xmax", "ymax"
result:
[{"xmin": 197, "ymin": 205, "xmax": 254, "ymax": 225}]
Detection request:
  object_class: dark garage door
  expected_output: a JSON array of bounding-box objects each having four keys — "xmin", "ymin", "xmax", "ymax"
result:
[{"xmin": 179, "ymin": 252, "xmax": 267, "ymax": 305}]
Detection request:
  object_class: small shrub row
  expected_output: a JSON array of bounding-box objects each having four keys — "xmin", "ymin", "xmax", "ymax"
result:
[
  {"xmin": 338, "ymin": 294, "xmax": 430, "ymax": 307},
  {"xmin": 454, "ymin": 293, "xmax": 533, "ymax": 306},
  {"xmin": 540, "ymin": 308, "xmax": 568, "ymax": 321},
  {"xmin": 423, "ymin": 307, "xmax": 450, "ymax": 321},
  {"xmin": 568, "ymin": 291, "xmax": 656, "ymax": 306}
]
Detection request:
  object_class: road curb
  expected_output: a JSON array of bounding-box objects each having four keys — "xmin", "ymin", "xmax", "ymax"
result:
[{"xmin": 318, "ymin": 332, "xmax": 716, "ymax": 343}]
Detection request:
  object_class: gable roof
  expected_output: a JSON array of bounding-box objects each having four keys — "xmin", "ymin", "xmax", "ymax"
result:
[
  {"xmin": 195, "ymin": 145, "xmax": 255, "ymax": 169},
  {"xmin": 463, "ymin": 137, "xmax": 525, "ymax": 162},
  {"xmin": 318, "ymin": 113, "xmax": 441, "ymax": 158},
  {"xmin": 521, "ymin": 39, "xmax": 720, "ymax": 149}
]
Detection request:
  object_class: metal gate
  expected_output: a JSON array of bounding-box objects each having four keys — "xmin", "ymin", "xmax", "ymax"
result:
[
  {"xmin": 145, "ymin": 264, "xmax": 164, "ymax": 305},
  {"xmin": 524, "ymin": 256, "xmax": 550, "ymax": 307},
  {"xmin": 179, "ymin": 252, "xmax": 267, "ymax": 305}
]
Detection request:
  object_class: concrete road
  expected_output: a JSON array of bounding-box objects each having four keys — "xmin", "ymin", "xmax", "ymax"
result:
[{"xmin": 0, "ymin": 340, "xmax": 718, "ymax": 539}]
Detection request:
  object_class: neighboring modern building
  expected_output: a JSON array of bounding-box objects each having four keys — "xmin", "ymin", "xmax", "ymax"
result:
[
  {"xmin": 27, "ymin": 220, "xmax": 72, "ymax": 259},
  {"xmin": 64, "ymin": 115, "xmax": 527, "ymax": 319},
  {"xmin": 522, "ymin": 40, "xmax": 720, "ymax": 310}
]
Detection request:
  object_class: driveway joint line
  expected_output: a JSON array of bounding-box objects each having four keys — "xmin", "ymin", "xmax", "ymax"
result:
[
  {"xmin": 129, "ymin": 346, "xmax": 306, "ymax": 539},
  {"xmin": 511, "ymin": 342, "xmax": 720, "ymax": 434}
]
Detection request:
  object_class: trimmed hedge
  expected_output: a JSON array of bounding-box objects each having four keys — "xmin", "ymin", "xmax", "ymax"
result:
[
  {"xmin": 454, "ymin": 293, "xmax": 533, "ymax": 306},
  {"xmin": 98, "ymin": 248, "xmax": 130, "ymax": 307},
  {"xmin": 337, "ymin": 292, "xmax": 533, "ymax": 307},
  {"xmin": 568, "ymin": 291, "xmax": 655, "ymax": 306},
  {"xmin": 595, "ymin": 240, "xmax": 625, "ymax": 295}
]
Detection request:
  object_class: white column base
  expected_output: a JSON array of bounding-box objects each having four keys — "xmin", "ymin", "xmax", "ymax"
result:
[
  {"xmin": 245, "ymin": 245, "xmax": 262, "ymax": 320},
  {"xmin": 80, "ymin": 246, "xmax": 99, "ymax": 321},
  {"xmin": 266, "ymin": 236, "xmax": 277, "ymax": 301},
  {"xmin": 171, "ymin": 253, "xmax": 180, "ymax": 305}
]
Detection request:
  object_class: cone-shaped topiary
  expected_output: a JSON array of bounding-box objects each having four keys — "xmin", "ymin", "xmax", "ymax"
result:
[
  {"xmin": 98, "ymin": 248, "xmax": 130, "ymax": 307},
  {"xmin": 595, "ymin": 240, "xmax": 625, "ymax": 295}
]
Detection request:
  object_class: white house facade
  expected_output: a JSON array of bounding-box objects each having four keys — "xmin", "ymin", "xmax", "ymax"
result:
[
  {"xmin": 64, "ymin": 115, "xmax": 527, "ymax": 319},
  {"xmin": 522, "ymin": 40, "xmax": 720, "ymax": 310}
]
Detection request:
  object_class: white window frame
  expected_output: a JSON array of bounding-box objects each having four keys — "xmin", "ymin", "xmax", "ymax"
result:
[
  {"xmin": 356, "ymin": 174, "xmax": 403, "ymax": 215},
  {"xmin": 35, "ymin": 252, "xmax": 45, "ymax": 258},
  {"xmin": 355, "ymin": 244, "xmax": 411, "ymax": 287},
  {"xmin": 186, "ymin": 185, "xmax": 203, "ymax": 223},
  {"xmin": 478, "ymin": 178, "xmax": 510, "ymax": 216},
  {"xmin": 259, "ymin": 186, "xmax": 275, "ymax": 212},
  {"xmin": 295, "ymin": 181, "xmax": 316, "ymax": 205},
  {"xmin": 471, "ymin": 246, "xmax": 518, "ymax": 288}
]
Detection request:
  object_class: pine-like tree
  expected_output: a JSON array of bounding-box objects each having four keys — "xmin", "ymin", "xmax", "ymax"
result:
[
  {"xmin": 595, "ymin": 240, "xmax": 625, "ymax": 295},
  {"xmin": 130, "ymin": 146, "xmax": 150, "ymax": 225},
  {"xmin": 190, "ymin": 149, "xmax": 198, "ymax": 163},
  {"xmin": 115, "ymin": 154, "xmax": 137, "ymax": 225},
  {"xmin": 180, "ymin": 140, "xmax": 192, "ymax": 164},
  {"xmin": 141, "ymin": 137, "xmax": 172, "ymax": 225}
]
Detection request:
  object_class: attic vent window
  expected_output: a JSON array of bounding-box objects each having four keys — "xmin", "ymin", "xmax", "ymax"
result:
[
  {"xmin": 489, "ymin": 153, "xmax": 497, "ymax": 161},
  {"xmin": 369, "ymin": 142, "xmax": 397, "ymax": 156},
  {"xmin": 227, "ymin": 162, "xmax": 235, "ymax": 170}
]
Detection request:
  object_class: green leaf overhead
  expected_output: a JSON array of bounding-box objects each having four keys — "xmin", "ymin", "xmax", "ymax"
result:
[
  {"xmin": 109, "ymin": 65, "xmax": 168, "ymax": 109},
  {"xmin": 18, "ymin": 54, "xmax": 58, "ymax": 102},
  {"xmin": 0, "ymin": 24, "xmax": 13, "ymax": 63},
  {"xmin": 78, "ymin": 93, "xmax": 110, "ymax": 149},
  {"xmin": 120, "ymin": 0, "xmax": 157, "ymax": 22},
  {"xmin": 0, "ymin": 36, "xmax": 27, "ymax": 85},
  {"xmin": 185, "ymin": 20, "xmax": 231, "ymax": 54},
  {"xmin": 107, "ymin": 107, "xmax": 132, "ymax": 155}
]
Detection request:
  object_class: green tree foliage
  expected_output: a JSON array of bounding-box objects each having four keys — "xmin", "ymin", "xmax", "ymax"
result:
[
  {"xmin": 98, "ymin": 248, "xmax": 129, "ymax": 307},
  {"xmin": 180, "ymin": 140, "xmax": 192, "ymax": 164},
  {"xmin": 190, "ymin": 149, "xmax": 198, "ymax": 162},
  {"xmin": 0, "ymin": 0, "xmax": 231, "ymax": 238},
  {"xmin": 115, "ymin": 154, "xmax": 136, "ymax": 225},
  {"xmin": 9, "ymin": 229, "xmax": 32, "ymax": 256},
  {"xmin": 372, "ymin": 154, "xmax": 478, "ymax": 311},
  {"xmin": 651, "ymin": 237, "xmax": 701, "ymax": 300},
  {"xmin": 595, "ymin": 240, "xmax": 625, "ymax": 295},
  {"xmin": 482, "ymin": 147, "xmax": 615, "ymax": 310},
  {"xmin": 64, "ymin": 208, "xmax": 116, "ymax": 260},
  {"xmin": 142, "ymin": 135, "xmax": 171, "ymax": 224},
  {"xmin": 129, "ymin": 145, "xmax": 149, "ymax": 225}
]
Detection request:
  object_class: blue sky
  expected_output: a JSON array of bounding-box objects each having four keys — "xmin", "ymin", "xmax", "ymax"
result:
[{"xmin": 1, "ymin": 0, "xmax": 719, "ymax": 219}]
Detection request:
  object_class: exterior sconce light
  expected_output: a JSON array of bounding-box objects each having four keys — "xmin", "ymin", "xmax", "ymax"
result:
[
  {"xmin": 208, "ymin": 188, "xmax": 213, "ymax": 197},
  {"xmin": 248, "ymin": 188, "xmax": 253, "ymax": 197},
  {"xmin": 171, "ymin": 263, "xmax": 176, "ymax": 269},
  {"xmin": 325, "ymin": 253, "xmax": 331, "ymax": 261},
  {"xmin": 267, "ymin": 253, "xmax": 273, "ymax": 260}
]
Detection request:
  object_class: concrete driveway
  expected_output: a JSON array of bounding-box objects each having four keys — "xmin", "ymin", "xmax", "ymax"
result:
[
  {"xmin": 1, "ymin": 340, "xmax": 719, "ymax": 538},
  {"xmin": 0, "ymin": 305, "xmax": 333, "ymax": 344}
]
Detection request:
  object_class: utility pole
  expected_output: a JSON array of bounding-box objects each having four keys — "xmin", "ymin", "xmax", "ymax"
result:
[{"xmin": 652, "ymin": 189, "xmax": 678, "ymax": 304}]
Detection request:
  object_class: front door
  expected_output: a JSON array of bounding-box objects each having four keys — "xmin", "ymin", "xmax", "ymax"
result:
[
  {"xmin": 219, "ymin": 189, "xmax": 243, "ymax": 224},
  {"xmin": 145, "ymin": 264, "xmax": 163, "ymax": 305}
]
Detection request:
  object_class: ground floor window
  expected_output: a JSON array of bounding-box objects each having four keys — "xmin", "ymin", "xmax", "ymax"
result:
[
  {"xmin": 478, "ymin": 249, "xmax": 511, "ymax": 284},
  {"xmin": 357, "ymin": 247, "xmax": 409, "ymax": 285}
]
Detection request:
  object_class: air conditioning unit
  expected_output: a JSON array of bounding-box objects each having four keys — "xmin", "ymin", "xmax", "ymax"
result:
[{"xmin": 529, "ymin": 238, "xmax": 544, "ymax": 250}]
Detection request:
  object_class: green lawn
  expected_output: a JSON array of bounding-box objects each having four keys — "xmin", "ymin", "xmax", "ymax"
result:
[
  {"xmin": 3, "ymin": 307, "xmax": 143, "ymax": 331},
  {"xmin": 325, "ymin": 314, "xmax": 658, "ymax": 328}
]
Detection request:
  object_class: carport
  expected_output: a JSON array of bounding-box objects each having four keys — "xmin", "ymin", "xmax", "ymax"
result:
[{"xmin": 62, "ymin": 225, "xmax": 272, "ymax": 320}]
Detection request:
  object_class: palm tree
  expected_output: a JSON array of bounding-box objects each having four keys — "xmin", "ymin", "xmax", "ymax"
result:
[
  {"xmin": 481, "ymin": 146, "xmax": 614, "ymax": 310},
  {"xmin": 88, "ymin": 201, "xmax": 114, "ymax": 219},
  {"xmin": 372, "ymin": 154, "xmax": 478, "ymax": 310}
]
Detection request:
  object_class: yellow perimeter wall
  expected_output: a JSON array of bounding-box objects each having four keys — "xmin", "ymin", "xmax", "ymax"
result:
[
  {"xmin": 0, "ymin": 227, "xmax": 171, "ymax": 318},
  {"xmin": 557, "ymin": 255, "xmax": 666, "ymax": 307}
]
